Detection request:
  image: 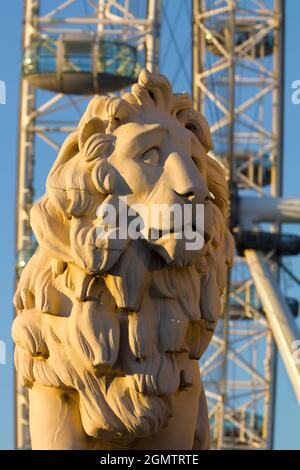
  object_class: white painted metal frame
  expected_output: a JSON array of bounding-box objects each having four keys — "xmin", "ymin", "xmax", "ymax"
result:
[
  {"xmin": 193, "ymin": 0, "xmax": 284, "ymax": 449},
  {"xmin": 245, "ymin": 249, "xmax": 300, "ymax": 403}
]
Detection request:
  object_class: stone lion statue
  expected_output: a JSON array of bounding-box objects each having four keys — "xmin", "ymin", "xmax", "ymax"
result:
[{"xmin": 12, "ymin": 70, "xmax": 234, "ymax": 450}]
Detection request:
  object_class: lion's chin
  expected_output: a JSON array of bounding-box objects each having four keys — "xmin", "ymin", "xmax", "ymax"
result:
[{"xmin": 149, "ymin": 234, "xmax": 206, "ymax": 268}]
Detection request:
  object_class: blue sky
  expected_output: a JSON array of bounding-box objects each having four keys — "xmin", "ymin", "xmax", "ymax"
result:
[{"xmin": 0, "ymin": 0, "xmax": 299, "ymax": 450}]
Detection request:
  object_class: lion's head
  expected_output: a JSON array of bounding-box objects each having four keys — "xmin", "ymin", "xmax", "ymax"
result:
[{"xmin": 13, "ymin": 70, "xmax": 234, "ymax": 448}]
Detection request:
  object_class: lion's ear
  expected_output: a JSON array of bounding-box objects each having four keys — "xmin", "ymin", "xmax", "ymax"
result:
[
  {"xmin": 78, "ymin": 117, "xmax": 106, "ymax": 154},
  {"xmin": 48, "ymin": 131, "xmax": 79, "ymax": 179},
  {"xmin": 77, "ymin": 95, "xmax": 108, "ymax": 128},
  {"xmin": 78, "ymin": 117, "xmax": 115, "ymax": 173}
]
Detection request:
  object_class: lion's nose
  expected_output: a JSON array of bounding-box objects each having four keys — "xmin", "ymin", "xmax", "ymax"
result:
[{"xmin": 165, "ymin": 152, "xmax": 210, "ymax": 204}]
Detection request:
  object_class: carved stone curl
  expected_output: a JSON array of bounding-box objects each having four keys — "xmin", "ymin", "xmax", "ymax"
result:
[{"xmin": 12, "ymin": 70, "xmax": 234, "ymax": 450}]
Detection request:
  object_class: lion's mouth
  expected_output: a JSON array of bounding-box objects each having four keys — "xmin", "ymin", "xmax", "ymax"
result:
[
  {"xmin": 146, "ymin": 225, "xmax": 211, "ymax": 243},
  {"xmin": 145, "ymin": 224, "xmax": 210, "ymax": 267}
]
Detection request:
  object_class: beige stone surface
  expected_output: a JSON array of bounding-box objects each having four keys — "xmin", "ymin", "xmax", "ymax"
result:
[{"xmin": 12, "ymin": 69, "xmax": 234, "ymax": 450}]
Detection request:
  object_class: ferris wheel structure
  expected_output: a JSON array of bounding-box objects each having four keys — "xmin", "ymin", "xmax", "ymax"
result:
[{"xmin": 15, "ymin": 0, "xmax": 300, "ymax": 450}]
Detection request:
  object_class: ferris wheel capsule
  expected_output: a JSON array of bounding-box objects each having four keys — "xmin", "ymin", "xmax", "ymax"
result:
[{"xmin": 22, "ymin": 33, "xmax": 140, "ymax": 94}]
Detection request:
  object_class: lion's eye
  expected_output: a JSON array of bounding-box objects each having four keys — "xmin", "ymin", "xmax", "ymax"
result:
[{"xmin": 141, "ymin": 147, "xmax": 160, "ymax": 166}]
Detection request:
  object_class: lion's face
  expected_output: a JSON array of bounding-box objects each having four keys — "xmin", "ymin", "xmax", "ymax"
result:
[
  {"xmin": 106, "ymin": 114, "xmax": 213, "ymax": 266},
  {"xmin": 74, "ymin": 74, "xmax": 217, "ymax": 269}
]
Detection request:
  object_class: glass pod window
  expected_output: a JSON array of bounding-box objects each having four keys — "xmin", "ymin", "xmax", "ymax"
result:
[
  {"xmin": 62, "ymin": 40, "xmax": 93, "ymax": 73},
  {"xmin": 98, "ymin": 41, "xmax": 137, "ymax": 78},
  {"xmin": 23, "ymin": 38, "xmax": 57, "ymax": 75}
]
